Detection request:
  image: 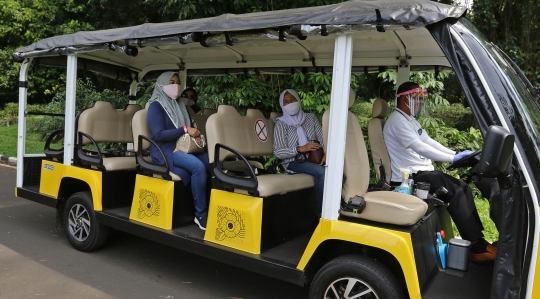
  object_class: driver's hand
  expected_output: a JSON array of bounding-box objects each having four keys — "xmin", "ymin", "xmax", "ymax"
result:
[{"xmin": 453, "ymin": 150, "xmax": 474, "ymax": 162}]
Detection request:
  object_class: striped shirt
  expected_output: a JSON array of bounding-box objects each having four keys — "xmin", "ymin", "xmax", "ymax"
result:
[{"xmin": 273, "ymin": 113, "xmax": 325, "ymax": 170}]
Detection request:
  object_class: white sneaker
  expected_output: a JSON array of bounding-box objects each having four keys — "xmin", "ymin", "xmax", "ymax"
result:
[{"xmin": 194, "ymin": 216, "xmax": 207, "ymax": 231}]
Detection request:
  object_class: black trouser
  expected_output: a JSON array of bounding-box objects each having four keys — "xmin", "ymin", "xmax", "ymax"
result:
[{"xmin": 394, "ymin": 170, "xmax": 484, "ymax": 242}]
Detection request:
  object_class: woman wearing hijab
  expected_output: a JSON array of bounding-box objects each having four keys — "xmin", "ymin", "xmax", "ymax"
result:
[
  {"xmin": 180, "ymin": 87, "xmax": 203, "ymax": 115},
  {"xmin": 273, "ymin": 89, "xmax": 326, "ymax": 215},
  {"xmin": 147, "ymin": 71, "xmax": 210, "ymax": 230}
]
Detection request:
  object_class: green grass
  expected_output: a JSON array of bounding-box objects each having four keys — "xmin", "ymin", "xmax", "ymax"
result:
[
  {"xmin": 0, "ymin": 122, "xmax": 47, "ymax": 157},
  {"xmin": 451, "ymin": 197, "xmax": 499, "ymax": 243}
]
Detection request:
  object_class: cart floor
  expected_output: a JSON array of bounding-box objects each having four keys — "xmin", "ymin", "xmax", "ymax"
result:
[
  {"xmin": 424, "ymin": 262, "xmax": 493, "ymax": 298},
  {"xmin": 102, "ymin": 207, "xmax": 312, "ymax": 267}
]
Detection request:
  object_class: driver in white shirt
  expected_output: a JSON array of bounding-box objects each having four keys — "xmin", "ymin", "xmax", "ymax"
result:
[{"xmin": 384, "ymin": 81, "xmax": 496, "ymax": 263}]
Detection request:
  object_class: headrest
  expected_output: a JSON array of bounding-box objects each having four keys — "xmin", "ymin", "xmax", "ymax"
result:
[
  {"xmin": 372, "ymin": 98, "xmax": 389, "ymax": 119},
  {"xmin": 327, "ymin": 88, "xmax": 356, "ymax": 109},
  {"xmin": 349, "ymin": 88, "xmax": 356, "ymax": 109}
]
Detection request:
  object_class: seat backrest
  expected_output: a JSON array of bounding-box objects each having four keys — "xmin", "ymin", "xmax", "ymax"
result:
[
  {"xmin": 206, "ymin": 105, "xmax": 274, "ymax": 163},
  {"xmin": 270, "ymin": 112, "xmax": 282, "ymax": 120},
  {"xmin": 203, "ymin": 108, "xmax": 217, "ymax": 115},
  {"xmin": 367, "ymin": 98, "xmax": 391, "ymax": 183},
  {"xmin": 132, "ymin": 102, "xmax": 151, "ymax": 152},
  {"xmin": 78, "ymin": 101, "xmax": 142, "ymax": 145},
  {"xmin": 187, "ymin": 106, "xmax": 216, "ymax": 137},
  {"xmin": 322, "ymin": 90, "xmax": 370, "ymax": 200}
]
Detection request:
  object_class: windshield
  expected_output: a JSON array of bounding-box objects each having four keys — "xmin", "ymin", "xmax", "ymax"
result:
[
  {"xmin": 459, "ymin": 19, "xmax": 540, "ymax": 176},
  {"xmin": 490, "ymin": 46, "xmax": 540, "ymax": 153}
]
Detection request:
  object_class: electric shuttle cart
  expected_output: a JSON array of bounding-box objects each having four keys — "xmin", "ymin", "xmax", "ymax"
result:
[{"xmin": 12, "ymin": 1, "xmax": 540, "ymax": 298}]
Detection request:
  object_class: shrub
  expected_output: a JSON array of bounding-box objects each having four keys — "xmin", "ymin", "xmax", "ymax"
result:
[
  {"xmin": 0, "ymin": 103, "xmax": 46, "ymax": 126},
  {"xmin": 423, "ymin": 125, "xmax": 483, "ymax": 180},
  {"xmin": 428, "ymin": 103, "xmax": 474, "ymax": 130},
  {"xmin": 30, "ymin": 78, "xmax": 129, "ymax": 140}
]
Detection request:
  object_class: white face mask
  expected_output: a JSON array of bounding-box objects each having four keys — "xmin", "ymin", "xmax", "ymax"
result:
[
  {"xmin": 180, "ymin": 97, "xmax": 195, "ymax": 107},
  {"xmin": 158, "ymin": 84, "xmax": 181, "ymax": 100},
  {"xmin": 283, "ymin": 101, "xmax": 301, "ymax": 116}
]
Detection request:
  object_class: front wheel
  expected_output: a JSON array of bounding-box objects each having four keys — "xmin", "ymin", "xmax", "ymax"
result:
[
  {"xmin": 309, "ymin": 255, "xmax": 405, "ymax": 299},
  {"xmin": 63, "ymin": 191, "xmax": 109, "ymax": 252}
]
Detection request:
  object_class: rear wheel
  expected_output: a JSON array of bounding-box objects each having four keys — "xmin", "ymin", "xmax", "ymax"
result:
[
  {"xmin": 63, "ymin": 191, "xmax": 109, "ymax": 252},
  {"xmin": 309, "ymin": 255, "xmax": 405, "ymax": 299}
]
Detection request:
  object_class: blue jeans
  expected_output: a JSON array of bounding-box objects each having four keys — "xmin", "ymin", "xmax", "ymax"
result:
[
  {"xmin": 287, "ymin": 161, "xmax": 325, "ymax": 214},
  {"xmin": 172, "ymin": 152, "xmax": 210, "ymax": 217}
]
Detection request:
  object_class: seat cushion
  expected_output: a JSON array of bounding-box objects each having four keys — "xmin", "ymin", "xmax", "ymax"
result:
[
  {"xmin": 257, "ymin": 174, "xmax": 314, "ymax": 197},
  {"xmin": 152, "ymin": 171, "xmax": 181, "ymax": 181},
  {"xmin": 341, "ymin": 191, "xmax": 428, "ymax": 226},
  {"xmin": 234, "ymin": 173, "xmax": 314, "ymax": 197},
  {"xmin": 102, "ymin": 156, "xmax": 137, "ymax": 171}
]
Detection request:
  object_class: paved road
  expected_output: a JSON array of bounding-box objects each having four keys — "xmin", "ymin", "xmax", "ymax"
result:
[{"xmin": 0, "ymin": 165, "xmax": 309, "ymax": 299}]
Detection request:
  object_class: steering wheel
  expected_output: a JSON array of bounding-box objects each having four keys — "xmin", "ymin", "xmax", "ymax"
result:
[{"xmin": 446, "ymin": 149, "xmax": 482, "ymax": 170}]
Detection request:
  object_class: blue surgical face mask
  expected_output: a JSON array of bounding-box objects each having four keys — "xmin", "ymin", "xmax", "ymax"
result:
[{"xmin": 283, "ymin": 101, "xmax": 301, "ymax": 116}]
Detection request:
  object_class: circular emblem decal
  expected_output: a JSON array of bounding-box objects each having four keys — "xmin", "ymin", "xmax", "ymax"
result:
[{"xmin": 254, "ymin": 119, "xmax": 268, "ymax": 142}]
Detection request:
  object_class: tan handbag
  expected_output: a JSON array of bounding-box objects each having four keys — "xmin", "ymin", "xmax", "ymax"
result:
[{"xmin": 174, "ymin": 134, "xmax": 206, "ymax": 154}]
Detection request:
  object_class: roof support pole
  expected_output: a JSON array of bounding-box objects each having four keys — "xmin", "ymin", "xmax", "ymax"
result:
[
  {"xmin": 396, "ymin": 64, "xmax": 410, "ymax": 92},
  {"xmin": 127, "ymin": 80, "xmax": 139, "ymax": 151},
  {"xmin": 63, "ymin": 55, "xmax": 78, "ymax": 166},
  {"xmin": 321, "ymin": 34, "xmax": 353, "ymax": 221},
  {"xmin": 179, "ymin": 69, "xmax": 187, "ymax": 92},
  {"xmin": 16, "ymin": 58, "xmax": 33, "ymax": 188},
  {"xmin": 129, "ymin": 81, "xmax": 138, "ymax": 104}
]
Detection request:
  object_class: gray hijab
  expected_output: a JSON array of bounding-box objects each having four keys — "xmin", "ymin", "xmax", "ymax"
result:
[{"xmin": 148, "ymin": 71, "xmax": 190, "ymax": 129}]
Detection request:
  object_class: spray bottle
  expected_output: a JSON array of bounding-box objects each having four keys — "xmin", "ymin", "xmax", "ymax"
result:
[{"xmin": 394, "ymin": 167, "xmax": 412, "ymax": 195}]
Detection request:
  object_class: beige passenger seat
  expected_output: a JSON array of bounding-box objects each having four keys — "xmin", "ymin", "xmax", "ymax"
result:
[
  {"xmin": 187, "ymin": 107, "xmax": 216, "ymax": 137},
  {"xmin": 206, "ymin": 105, "xmax": 314, "ymax": 197},
  {"xmin": 322, "ymin": 91, "xmax": 427, "ymax": 226},
  {"xmin": 367, "ymin": 98, "xmax": 392, "ymax": 183},
  {"xmin": 131, "ymin": 103, "xmax": 181, "ymax": 181},
  {"xmin": 76, "ymin": 101, "xmax": 141, "ymax": 171}
]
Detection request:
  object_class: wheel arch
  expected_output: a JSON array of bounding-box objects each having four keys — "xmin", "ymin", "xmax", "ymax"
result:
[
  {"xmin": 303, "ymin": 239, "xmax": 409, "ymax": 297},
  {"xmin": 56, "ymin": 178, "xmax": 92, "ymax": 220},
  {"xmin": 57, "ymin": 177, "xmax": 92, "ymax": 205}
]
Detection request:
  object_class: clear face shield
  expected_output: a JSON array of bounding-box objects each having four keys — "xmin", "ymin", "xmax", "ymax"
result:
[{"xmin": 396, "ymin": 88, "xmax": 428, "ymax": 117}]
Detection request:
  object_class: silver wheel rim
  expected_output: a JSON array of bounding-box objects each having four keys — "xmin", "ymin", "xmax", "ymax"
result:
[
  {"xmin": 324, "ymin": 277, "xmax": 379, "ymax": 299},
  {"xmin": 68, "ymin": 203, "xmax": 91, "ymax": 242}
]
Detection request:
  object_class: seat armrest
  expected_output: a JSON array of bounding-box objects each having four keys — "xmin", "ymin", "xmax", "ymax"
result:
[
  {"xmin": 44, "ymin": 129, "xmax": 64, "ymax": 160},
  {"xmin": 213, "ymin": 143, "xmax": 259, "ymax": 196},
  {"xmin": 77, "ymin": 131, "xmax": 105, "ymax": 170},
  {"xmin": 136, "ymin": 135, "xmax": 172, "ymax": 180}
]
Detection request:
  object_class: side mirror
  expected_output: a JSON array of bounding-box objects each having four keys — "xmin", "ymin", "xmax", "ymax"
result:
[{"xmin": 478, "ymin": 126, "xmax": 514, "ymax": 185}]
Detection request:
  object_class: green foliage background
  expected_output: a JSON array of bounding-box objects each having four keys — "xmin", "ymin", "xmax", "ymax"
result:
[{"xmin": 0, "ymin": 0, "xmax": 538, "ymax": 107}]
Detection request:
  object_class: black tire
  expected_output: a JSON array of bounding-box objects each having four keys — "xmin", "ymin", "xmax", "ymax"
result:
[
  {"xmin": 63, "ymin": 191, "xmax": 109, "ymax": 252},
  {"xmin": 309, "ymin": 255, "xmax": 406, "ymax": 299}
]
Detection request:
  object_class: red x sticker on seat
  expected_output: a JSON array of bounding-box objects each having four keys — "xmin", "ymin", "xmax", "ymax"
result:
[{"xmin": 254, "ymin": 119, "xmax": 268, "ymax": 142}]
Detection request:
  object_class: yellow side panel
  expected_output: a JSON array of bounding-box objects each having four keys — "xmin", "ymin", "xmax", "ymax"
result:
[
  {"xmin": 64, "ymin": 166, "xmax": 103, "ymax": 211},
  {"xmin": 532, "ymin": 208, "xmax": 540, "ymax": 298},
  {"xmin": 204, "ymin": 189, "xmax": 262, "ymax": 254},
  {"xmin": 534, "ymin": 256, "xmax": 540, "ymax": 299},
  {"xmin": 298, "ymin": 219, "xmax": 422, "ymax": 299},
  {"xmin": 130, "ymin": 175, "xmax": 175, "ymax": 230},
  {"xmin": 39, "ymin": 161, "xmax": 66, "ymax": 198},
  {"xmin": 39, "ymin": 162, "xmax": 103, "ymax": 210}
]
